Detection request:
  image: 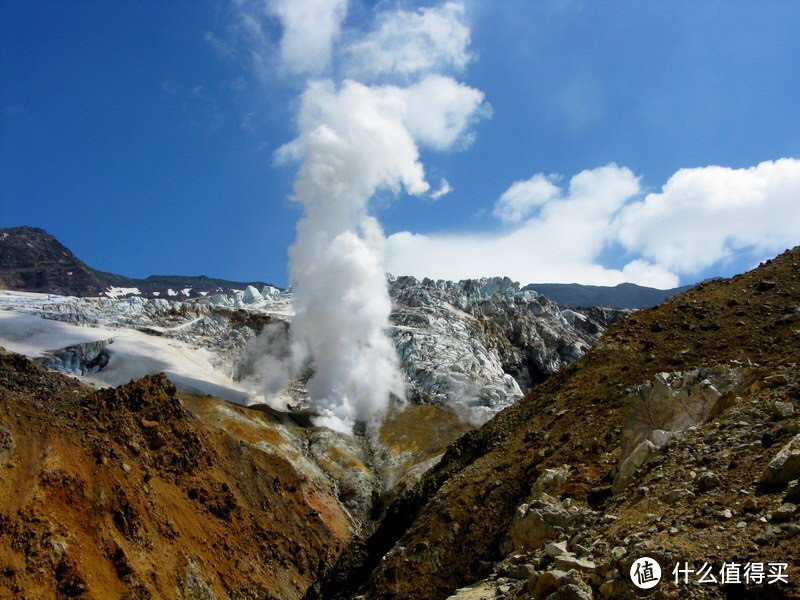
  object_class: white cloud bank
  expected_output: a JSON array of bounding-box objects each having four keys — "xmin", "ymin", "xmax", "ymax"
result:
[
  {"xmin": 615, "ymin": 158, "xmax": 800, "ymax": 274},
  {"xmin": 387, "ymin": 158, "xmax": 800, "ymax": 288}
]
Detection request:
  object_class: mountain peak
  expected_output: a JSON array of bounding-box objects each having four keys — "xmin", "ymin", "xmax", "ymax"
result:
[{"xmin": 0, "ymin": 226, "xmax": 278, "ymax": 298}]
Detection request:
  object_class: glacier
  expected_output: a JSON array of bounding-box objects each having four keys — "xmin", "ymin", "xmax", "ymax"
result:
[{"xmin": 0, "ymin": 278, "xmax": 625, "ymax": 425}]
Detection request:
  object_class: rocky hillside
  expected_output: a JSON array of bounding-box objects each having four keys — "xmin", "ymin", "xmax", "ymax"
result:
[
  {"xmin": 0, "ymin": 347, "xmax": 482, "ymax": 599},
  {"xmin": 0, "ymin": 352, "xmax": 353, "ymax": 599},
  {"xmin": 0, "ymin": 226, "xmax": 275, "ymax": 298},
  {"xmin": 309, "ymin": 247, "xmax": 800, "ymax": 599},
  {"xmin": 387, "ymin": 275, "xmax": 625, "ymax": 419},
  {"xmin": 5, "ymin": 225, "xmax": 797, "ymax": 599}
]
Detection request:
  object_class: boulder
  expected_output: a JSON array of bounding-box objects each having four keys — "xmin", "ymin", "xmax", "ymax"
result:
[
  {"xmin": 609, "ymin": 546, "xmax": 627, "ymax": 562},
  {"xmin": 545, "ymin": 541, "xmax": 570, "ymax": 558},
  {"xmin": 511, "ymin": 494, "xmax": 578, "ymax": 550},
  {"xmin": 529, "ymin": 569, "xmax": 569, "ymax": 597},
  {"xmin": 662, "ymin": 488, "xmax": 695, "ymax": 505},
  {"xmin": 617, "ymin": 440, "xmax": 656, "ymax": 485},
  {"xmin": 760, "ymin": 434, "xmax": 800, "ymax": 486},
  {"xmin": 649, "ymin": 429, "xmax": 673, "ymax": 450},
  {"xmin": 554, "ymin": 555, "xmax": 596, "ymax": 573},
  {"xmin": 770, "ymin": 503, "xmax": 797, "ymax": 522},
  {"xmin": 531, "ymin": 467, "xmax": 570, "ymax": 498},
  {"xmin": 772, "ymin": 401, "xmax": 795, "ymax": 419},
  {"xmin": 553, "ymin": 582, "xmax": 594, "ymax": 600},
  {"xmin": 697, "ymin": 471, "xmax": 722, "ymax": 491},
  {"xmin": 785, "ymin": 479, "xmax": 800, "ymax": 502},
  {"xmin": 617, "ymin": 367, "xmax": 743, "ymax": 488},
  {"xmin": 530, "ymin": 569, "xmax": 592, "ymax": 599},
  {"xmin": 507, "ymin": 563, "xmax": 536, "ymax": 580}
]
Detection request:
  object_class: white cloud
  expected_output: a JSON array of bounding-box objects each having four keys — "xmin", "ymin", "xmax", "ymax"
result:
[
  {"xmin": 386, "ymin": 158, "xmax": 800, "ymax": 289},
  {"xmin": 344, "ymin": 1, "xmax": 471, "ymax": 80},
  {"xmin": 403, "ymin": 74, "xmax": 488, "ymax": 150},
  {"xmin": 614, "ymin": 158, "xmax": 800, "ymax": 274},
  {"xmin": 493, "ymin": 173, "xmax": 561, "ymax": 223},
  {"xmin": 227, "ymin": 0, "xmax": 472, "ymax": 83},
  {"xmin": 430, "ymin": 178, "xmax": 453, "ymax": 200},
  {"xmin": 275, "ymin": 75, "xmax": 487, "ymax": 196},
  {"xmin": 386, "ymin": 164, "xmax": 658, "ymax": 285},
  {"xmin": 225, "ymin": 0, "xmax": 347, "ymax": 78},
  {"xmin": 268, "ymin": 0, "xmax": 348, "ymax": 74}
]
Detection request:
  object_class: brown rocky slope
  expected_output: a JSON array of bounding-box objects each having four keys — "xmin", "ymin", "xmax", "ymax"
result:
[
  {"xmin": 0, "ymin": 353, "xmax": 352, "ymax": 599},
  {"xmin": 309, "ymin": 247, "xmax": 800, "ymax": 599}
]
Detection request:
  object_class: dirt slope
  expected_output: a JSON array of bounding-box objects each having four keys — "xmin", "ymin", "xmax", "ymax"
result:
[
  {"xmin": 310, "ymin": 247, "xmax": 800, "ymax": 599},
  {"xmin": 0, "ymin": 353, "xmax": 351, "ymax": 599}
]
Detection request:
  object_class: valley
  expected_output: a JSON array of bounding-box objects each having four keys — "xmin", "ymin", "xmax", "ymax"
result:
[{"xmin": 1, "ymin": 231, "xmax": 798, "ymax": 598}]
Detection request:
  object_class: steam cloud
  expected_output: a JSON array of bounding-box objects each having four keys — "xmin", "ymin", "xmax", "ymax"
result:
[{"xmin": 251, "ymin": 1, "xmax": 487, "ymax": 432}]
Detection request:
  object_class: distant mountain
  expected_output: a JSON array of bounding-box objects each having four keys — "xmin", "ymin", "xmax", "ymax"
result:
[
  {"xmin": 1, "ymin": 226, "xmax": 689, "ymax": 308},
  {"xmin": 0, "ymin": 226, "xmax": 277, "ymax": 298},
  {"xmin": 522, "ymin": 281, "xmax": 694, "ymax": 308}
]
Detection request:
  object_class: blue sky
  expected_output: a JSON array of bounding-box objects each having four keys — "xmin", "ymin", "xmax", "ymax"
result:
[{"xmin": 2, "ymin": 1, "xmax": 799, "ymax": 288}]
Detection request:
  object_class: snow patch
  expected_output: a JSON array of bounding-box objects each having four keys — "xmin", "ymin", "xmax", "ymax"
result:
[
  {"xmin": 104, "ymin": 287, "xmax": 141, "ymax": 299},
  {"xmin": 0, "ymin": 311, "xmax": 256, "ymax": 404}
]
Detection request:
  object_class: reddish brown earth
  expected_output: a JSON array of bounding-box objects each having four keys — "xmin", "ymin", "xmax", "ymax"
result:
[{"xmin": 0, "ymin": 355, "xmax": 351, "ymax": 599}]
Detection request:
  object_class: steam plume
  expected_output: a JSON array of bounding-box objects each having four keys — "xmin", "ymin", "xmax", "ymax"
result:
[{"xmin": 262, "ymin": 1, "xmax": 486, "ymax": 432}]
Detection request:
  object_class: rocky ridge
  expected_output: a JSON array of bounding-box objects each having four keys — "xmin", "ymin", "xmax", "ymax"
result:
[
  {"xmin": 0, "ymin": 351, "xmax": 352, "ymax": 599},
  {"xmin": 0, "ymin": 347, "xmax": 476, "ymax": 598},
  {"xmin": 308, "ymin": 247, "xmax": 800, "ymax": 599},
  {"xmin": 0, "ymin": 226, "xmax": 276, "ymax": 298}
]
